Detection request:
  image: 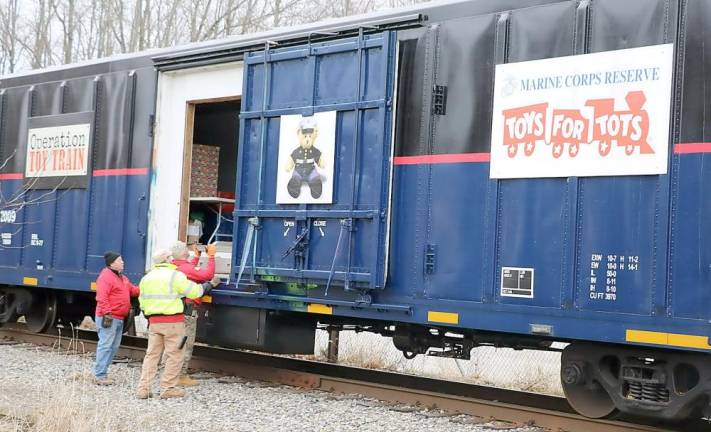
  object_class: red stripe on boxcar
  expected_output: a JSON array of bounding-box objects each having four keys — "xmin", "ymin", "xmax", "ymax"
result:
[
  {"xmin": 393, "ymin": 153, "xmax": 491, "ymax": 165},
  {"xmin": 0, "ymin": 173, "xmax": 23, "ymax": 180},
  {"xmin": 674, "ymin": 143, "xmax": 711, "ymax": 154},
  {"xmin": 92, "ymin": 168, "xmax": 149, "ymax": 176}
]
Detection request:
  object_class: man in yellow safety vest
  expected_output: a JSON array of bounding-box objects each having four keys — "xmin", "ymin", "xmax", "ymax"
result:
[{"xmin": 136, "ymin": 249, "xmax": 214, "ymax": 399}]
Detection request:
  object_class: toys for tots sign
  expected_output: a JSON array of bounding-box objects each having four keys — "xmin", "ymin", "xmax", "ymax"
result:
[{"xmin": 490, "ymin": 44, "xmax": 674, "ymax": 179}]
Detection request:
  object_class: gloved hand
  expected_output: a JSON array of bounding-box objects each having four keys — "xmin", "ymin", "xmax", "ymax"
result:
[
  {"xmin": 206, "ymin": 243, "xmax": 217, "ymax": 258},
  {"xmin": 201, "ymin": 282, "xmax": 213, "ymax": 295}
]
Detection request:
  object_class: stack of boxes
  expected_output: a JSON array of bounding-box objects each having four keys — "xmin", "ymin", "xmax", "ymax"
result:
[
  {"xmin": 190, "ymin": 144, "xmax": 220, "ymax": 197},
  {"xmin": 190, "ymin": 143, "xmax": 232, "ymax": 274}
]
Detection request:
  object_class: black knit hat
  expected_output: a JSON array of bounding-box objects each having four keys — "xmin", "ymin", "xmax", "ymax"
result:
[{"xmin": 104, "ymin": 251, "xmax": 121, "ymax": 267}]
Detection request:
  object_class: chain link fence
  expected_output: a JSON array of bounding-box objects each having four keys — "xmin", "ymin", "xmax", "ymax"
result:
[{"xmin": 314, "ymin": 330, "xmax": 563, "ymax": 396}]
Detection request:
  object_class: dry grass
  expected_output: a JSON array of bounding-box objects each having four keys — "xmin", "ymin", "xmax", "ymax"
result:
[
  {"xmin": 1, "ymin": 381, "xmax": 109, "ymax": 432},
  {"xmin": 0, "ymin": 334, "xmax": 146, "ymax": 432}
]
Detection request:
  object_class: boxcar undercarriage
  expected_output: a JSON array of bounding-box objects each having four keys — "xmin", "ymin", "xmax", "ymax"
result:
[{"xmin": 3, "ymin": 285, "xmax": 711, "ymax": 422}]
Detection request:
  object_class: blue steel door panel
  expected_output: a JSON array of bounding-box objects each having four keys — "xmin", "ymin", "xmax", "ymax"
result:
[
  {"xmin": 489, "ymin": 3, "xmax": 576, "ymax": 309},
  {"xmin": 574, "ymin": 177, "xmax": 661, "ymax": 315},
  {"xmin": 270, "ymin": 57, "xmax": 311, "ymax": 109},
  {"xmin": 233, "ymin": 32, "xmax": 396, "ymax": 289},
  {"xmin": 54, "ymin": 190, "xmax": 89, "ymax": 271},
  {"xmin": 424, "ymin": 164, "xmax": 489, "ymax": 302},
  {"xmin": 316, "ymin": 51, "xmax": 359, "ymax": 103},
  {"xmin": 387, "ymin": 166, "xmax": 427, "ymax": 299},
  {"xmin": 0, "ymin": 181, "xmax": 22, "ymax": 267},
  {"xmin": 19, "ymin": 191, "xmax": 57, "ymax": 271},
  {"xmin": 88, "ymin": 177, "xmax": 130, "ymax": 269},
  {"xmin": 495, "ymin": 179, "xmax": 568, "ymax": 308},
  {"xmin": 670, "ymin": 154, "xmax": 711, "ymax": 320}
]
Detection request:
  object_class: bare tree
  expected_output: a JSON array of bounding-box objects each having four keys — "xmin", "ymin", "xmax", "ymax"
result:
[
  {"xmin": 0, "ymin": 0, "xmax": 21, "ymax": 74},
  {"xmin": 20, "ymin": 0, "xmax": 57, "ymax": 69},
  {"xmin": 52, "ymin": 0, "xmax": 79, "ymax": 64},
  {"xmin": 0, "ymin": 0, "xmax": 428, "ymax": 75}
]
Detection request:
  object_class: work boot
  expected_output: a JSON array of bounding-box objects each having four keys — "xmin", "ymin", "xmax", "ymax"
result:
[
  {"xmin": 178, "ymin": 375, "xmax": 199, "ymax": 387},
  {"xmin": 160, "ymin": 388, "xmax": 186, "ymax": 399},
  {"xmin": 94, "ymin": 377, "xmax": 114, "ymax": 386},
  {"xmin": 136, "ymin": 389, "xmax": 152, "ymax": 399}
]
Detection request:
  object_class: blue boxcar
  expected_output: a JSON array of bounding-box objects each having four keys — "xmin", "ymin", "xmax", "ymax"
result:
[{"xmin": 1, "ymin": 0, "xmax": 711, "ymax": 421}]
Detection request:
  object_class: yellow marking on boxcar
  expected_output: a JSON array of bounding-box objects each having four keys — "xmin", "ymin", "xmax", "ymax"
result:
[
  {"xmin": 626, "ymin": 329, "xmax": 668, "ymax": 345},
  {"xmin": 90, "ymin": 282, "xmax": 97, "ymax": 291},
  {"xmin": 23, "ymin": 277, "xmax": 38, "ymax": 286},
  {"xmin": 307, "ymin": 303, "xmax": 333, "ymax": 315},
  {"xmin": 667, "ymin": 333, "xmax": 711, "ymax": 350},
  {"xmin": 427, "ymin": 311, "xmax": 459, "ymax": 325},
  {"xmin": 626, "ymin": 329, "xmax": 711, "ymax": 350},
  {"xmin": 201, "ymin": 295, "xmax": 212, "ymax": 303}
]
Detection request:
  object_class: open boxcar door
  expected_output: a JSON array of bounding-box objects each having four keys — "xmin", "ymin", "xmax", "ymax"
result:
[{"xmin": 232, "ymin": 31, "xmax": 397, "ymax": 292}]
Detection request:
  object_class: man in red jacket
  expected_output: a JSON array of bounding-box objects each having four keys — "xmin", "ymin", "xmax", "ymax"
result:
[
  {"xmin": 94, "ymin": 251, "xmax": 140, "ymax": 385},
  {"xmin": 170, "ymin": 241, "xmax": 216, "ymax": 386}
]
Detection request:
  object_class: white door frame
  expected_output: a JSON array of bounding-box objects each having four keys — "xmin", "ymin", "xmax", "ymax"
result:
[{"xmin": 146, "ymin": 62, "xmax": 243, "ymax": 270}]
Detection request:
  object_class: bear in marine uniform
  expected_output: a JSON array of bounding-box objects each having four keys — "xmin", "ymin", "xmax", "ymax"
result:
[{"xmin": 284, "ymin": 116, "xmax": 326, "ymax": 199}]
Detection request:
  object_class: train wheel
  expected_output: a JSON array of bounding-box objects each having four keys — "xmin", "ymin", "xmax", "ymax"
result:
[
  {"xmin": 0, "ymin": 290, "xmax": 18, "ymax": 326},
  {"xmin": 561, "ymin": 362, "xmax": 618, "ymax": 418},
  {"xmin": 25, "ymin": 291, "xmax": 57, "ymax": 333}
]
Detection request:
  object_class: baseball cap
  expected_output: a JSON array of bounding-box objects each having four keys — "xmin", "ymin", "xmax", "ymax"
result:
[{"xmin": 152, "ymin": 249, "xmax": 172, "ymax": 264}]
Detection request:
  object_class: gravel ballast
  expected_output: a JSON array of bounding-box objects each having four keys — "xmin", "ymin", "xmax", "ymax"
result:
[{"xmin": 0, "ymin": 342, "xmax": 542, "ymax": 432}]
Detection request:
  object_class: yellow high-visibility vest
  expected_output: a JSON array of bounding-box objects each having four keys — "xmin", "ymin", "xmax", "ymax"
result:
[{"xmin": 138, "ymin": 263, "xmax": 203, "ymax": 316}]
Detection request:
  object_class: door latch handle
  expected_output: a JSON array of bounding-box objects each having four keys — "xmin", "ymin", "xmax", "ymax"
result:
[{"xmin": 282, "ymin": 227, "xmax": 309, "ymax": 260}]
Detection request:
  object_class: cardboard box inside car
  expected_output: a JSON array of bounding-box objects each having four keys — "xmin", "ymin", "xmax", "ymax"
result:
[{"xmin": 196, "ymin": 241, "xmax": 232, "ymax": 275}]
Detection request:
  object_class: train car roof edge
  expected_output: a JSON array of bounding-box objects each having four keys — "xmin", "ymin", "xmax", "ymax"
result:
[{"xmin": 0, "ymin": 0, "xmax": 566, "ymax": 85}]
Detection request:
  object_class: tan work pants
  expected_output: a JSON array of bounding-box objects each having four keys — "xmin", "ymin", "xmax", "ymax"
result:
[
  {"xmin": 137, "ymin": 322, "xmax": 185, "ymax": 394},
  {"xmin": 181, "ymin": 311, "xmax": 198, "ymax": 375}
]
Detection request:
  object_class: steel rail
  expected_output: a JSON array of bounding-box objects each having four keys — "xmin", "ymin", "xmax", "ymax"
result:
[{"xmin": 0, "ymin": 324, "xmax": 702, "ymax": 432}]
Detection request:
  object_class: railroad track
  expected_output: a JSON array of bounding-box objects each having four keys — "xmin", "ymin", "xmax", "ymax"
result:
[{"xmin": 0, "ymin": 324, "xmax": 702, "ymax": 432}]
